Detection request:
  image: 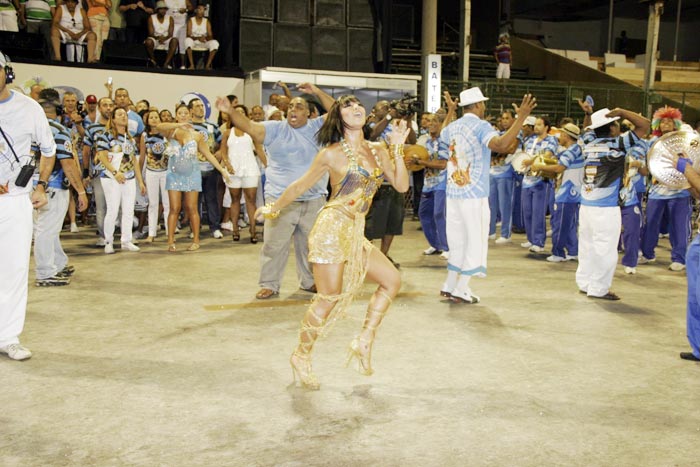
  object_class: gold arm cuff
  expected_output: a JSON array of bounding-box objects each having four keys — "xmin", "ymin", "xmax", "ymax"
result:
[{"xmin": 390, "ymin": 144, "xmax": 404, "ymax": 158}]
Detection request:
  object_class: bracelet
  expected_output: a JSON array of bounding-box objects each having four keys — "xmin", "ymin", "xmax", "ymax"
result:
[
  {"xmin": 390, "ymin": 144, "xmax": 404, "ymax": 158},
  {"xmin": 261, "ymin": 202, "xmax": 280, "ymax": 219},
  {"xmin": 78, "ymin": 191, "xmax": 86, "ymax": 195},
  {"xmin": 676, "ymin": 156, "xmax": 690, "ymax": 174}
]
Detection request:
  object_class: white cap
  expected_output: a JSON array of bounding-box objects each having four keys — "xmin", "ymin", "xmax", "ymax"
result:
[
  {"xmin": 458, "ymin": 87, "xmax": 489, "ymax": 107},
  {"xmin": 524, "ymin": 116, "xmax": 536, "ymax": 126},
  {"xmin": 586, "ymin": 108, "xmax": 620, "ymax": 130}
]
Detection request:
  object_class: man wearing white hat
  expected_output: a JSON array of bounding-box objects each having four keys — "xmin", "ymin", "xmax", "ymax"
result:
[
  {"xmin": 576, "ymin": 107, "xmax": 649, "ymax": 300},
  {"xmin": 0, "ymin": 51, "xmax": 56, "ymax": 360},
  {"xmin": 438, "ymin": 87, "xmax": 537, "ymax": 303}
]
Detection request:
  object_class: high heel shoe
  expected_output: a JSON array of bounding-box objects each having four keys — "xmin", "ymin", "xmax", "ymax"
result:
[
  {"xmin": 345, "ymin": 337, "xmax": 374, "ymax": 376},
  {"xmin": 232, "ymin": 230, "xmax": 240, "ymax": 242},
  {"xmin": 250, "ymin": 229, "xmax": 258, "ymax": 244},
  {"xmin": 290, "ymin": 351, "xmax": 320, "ymax": 390}
]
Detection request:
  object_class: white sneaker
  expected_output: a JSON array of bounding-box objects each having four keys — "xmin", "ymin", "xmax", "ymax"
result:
[
  {"xmin": 669, "ymin": 262, "xmax": 686, "ymax": 271},
  {"xmin": 220, "ymin": 221, "xmax": 234, "ymax": 231},
  {"xmin": 95, "ymin": 238, "xmax": 106, "ymax": 247},
  {"xmin": 188, "ymin": 232, "xmax": 195, "ymax": 239},
  {"xmin": 70, "ymin": 222, "xmax": 79, "ymax": 233},
  {"xmin": 546, "ymin": 229, "xmax": 553, "ymax": 237},
  {"xmin": 529, "ymin": 245, "xmax": 544, "ymax": 253},
  {"xmin": 237, "ymin": 218, "xmax": 248, "ymax": 228},
  {"xmin": 423, "ymin": 246, "xmax": 437, "ymax": 255},
  {"xmin": 495, "ymin": 237, "xmax": 511, "ymax": 245},
  {"xmin": 104, "ymin": 243, "xmax": 115, "ymax": 254},
  {"xmin": 0, "ymin": 343, "xmax": 32, "ymax": 361},
  {"xmin": 440, "ymin": 251, "xmax": 449, "ymax": 260},
  {"xmin": 546, "ymin": 255, "xmax": 566, "ymax": 262},
  {"xmin": 121, "ymin": 242, "xmax": 141, "ymax": 252},
  {"xmin": 624, "ymin": 266, "xmax": 637, "ymax": 275},
  {"xmin": 488, "ymin": 234, "xmax": 496, "ymax": 240},
  {"xmin": 638, "ymin": 256, "xmax": 655, "ymax": 265},
  {"xmin": 520, "ymin": 241, "xmax": 532, "ymax": 248},
  {"xmin": 213, "ymin": 229, "xmax": 223, "ymax": 239},
  {"xmin": 565, "ymin": 255, "xmax": 578, "ymax": 261}
]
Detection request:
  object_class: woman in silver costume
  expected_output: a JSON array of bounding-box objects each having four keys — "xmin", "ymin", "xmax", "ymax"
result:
[{"xmin": 256, "ymin": 95, "xmax": 410, "ymax": 390}]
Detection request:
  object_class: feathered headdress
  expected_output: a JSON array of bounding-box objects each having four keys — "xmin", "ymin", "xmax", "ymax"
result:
[{"xmin": 651, "ymin": 106, "xmax": 683, "ymax": 136}]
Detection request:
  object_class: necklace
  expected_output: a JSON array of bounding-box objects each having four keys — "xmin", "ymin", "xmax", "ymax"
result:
[{"xmin": 340, "ymin": 138, "xmax": 383, "ymax": 177}]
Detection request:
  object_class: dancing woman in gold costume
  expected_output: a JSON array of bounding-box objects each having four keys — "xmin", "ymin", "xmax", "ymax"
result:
[{"xmin": 256, "ymin": 95, "xmax": 410, "ymax": 389}]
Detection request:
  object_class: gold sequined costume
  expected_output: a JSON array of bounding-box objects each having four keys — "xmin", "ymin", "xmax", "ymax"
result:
[{"xmin": 307, "ymin": 142, "xmax": 385, "ymax": 330}]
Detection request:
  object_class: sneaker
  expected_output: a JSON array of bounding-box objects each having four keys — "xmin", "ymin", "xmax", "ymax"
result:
[
  {"xmin": 61, "ymin": 265, "xmax": 75, "ymax": 276},
  {"xmin": 121, "ymin": 242, "xmax": 141, "ymax": 252},
  {"xmin": 237, "ymin": 218, "xmax": 248, "ymax": 228},
  {"xmin": 104, "ymin": 243, "xmax": 115, "ymax": 254},
  {"xmin": 565, "ymin": 255, "xmax": 578, "ymax": 261},
  {"xmin": 637, "ymin": 256, "xmax": 655, "ymax": 264},
  {"xmin": 35, "ymin": 275, "xmax": 71, "ymax": 287},
  {"xmin": 488, "ymin": 234, "xmax": 496, "ymax": 240},
  {"xmin": 624, "ymin": 266, "xmax": 637, "ymax": 274},
  {"xmin": 0, "ymin": 343, "xmax": 32, "ymax": 361},
  {"xmin": 188, "ymin": 232, "xmax": 195, "ymax": 239},
  {"xmin": 220, "ymin": 221, "xmax": 234, "ymax": 231},
  {"xmin": 495, "ymin": 237, "xmax": 511, "ymax": 245},
  {"xmin": 546, "ymin": 255, "xmax": 566, "ymax": 262},
  {"xmin": 70, "ymin": 222, "xmax": 79, "ymax": 233},
  {"xmin": 520, "ymin": 241, "xmax": 532, "ymax": 248},
  {"xmin": 134, "ymin": 231, "xmax": 147, "ymax": 240},
  {"xmin": 529, "ymin": 245, "xmax": 544, "ymax": 253},
  {"xmin": 669, "ymin": 262, "xmax": 686, "ymax": 271},
  {"xmin": 440, "ymin": 251, "xmax": 449, "ymax": 260},
  {"xmin": 423, "ymin": 246, "xmax": 438, "ymax": 255},
  {"xmin": 95, "ymin": 238, "xmax": 106, "ymax": 247},
  {"xmin": 212, "ymin": 229, "xmax": 224, "ymax": 239}
]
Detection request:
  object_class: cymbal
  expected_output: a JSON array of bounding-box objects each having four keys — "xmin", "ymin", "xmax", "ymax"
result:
[{"xmin": 648, "ymin": 130, "xmax": 700, "ymax": 189}]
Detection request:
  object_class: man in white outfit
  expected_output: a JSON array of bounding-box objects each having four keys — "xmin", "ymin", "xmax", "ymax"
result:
[
  {"xmin": 438, "ymin": 87, "xmax": 536, "ymax": 303},
  {"xmin": 0, "ymin": 52, "xmax": 56, "ymax": 360}
]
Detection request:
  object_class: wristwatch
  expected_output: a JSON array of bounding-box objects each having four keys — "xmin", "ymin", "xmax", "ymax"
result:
[
  {"xmin": 385, "ymin": 115, "xmax": 392, "ymax": 121},
  {"xmin": 37, "ymin": 180, "xmax": 48, "ymax": 189}
]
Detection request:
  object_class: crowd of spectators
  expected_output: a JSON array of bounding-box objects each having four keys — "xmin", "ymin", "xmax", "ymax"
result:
[{"xmin": 1, "ymin": 0, "xmax": 217, "ymax": 69}]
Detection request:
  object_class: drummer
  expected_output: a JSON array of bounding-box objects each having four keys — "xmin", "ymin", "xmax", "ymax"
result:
[
  {"xmin": 488, "ymin": 110, "xmax": 518, "ymax": 244},
  {"xmin": 415, "ymin": 113, "xmax": 448, "ymax": 257},
  {"xmin": 512, "ymin": 116, "xmax": 536, "ymax": 234},
  {"xmin": 639, "ymin": 106, "xmax": 691, "ymax": 272},
  {"xmin": 519, "ymin": 117, "xmax": 559, "ymax": 254},
  {"xmin": 619, "ymin": 138, "xmax": 648, "ymax": 275},
  {"xmin": 674, "ymin": 158, "xmax": 700, "ymax": 362},
  {"xmin": 530, "ymin": 123, "xmax": 584, "ymax": 263}
]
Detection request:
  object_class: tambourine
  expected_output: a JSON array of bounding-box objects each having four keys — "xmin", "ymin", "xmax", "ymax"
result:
[
  {"xmin": 510, "ymin": 151, "xmax": 531, "ymax": 174},
  {"xmin": 648, "ymin": 131, "xmax": 700, "ymax": 189},
  {"xmin": 403, "ymin": 144, "xmax": 430, "ymax": 172}
]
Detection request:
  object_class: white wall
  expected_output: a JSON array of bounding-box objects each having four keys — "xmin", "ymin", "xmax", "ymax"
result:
[{"xmin": 11, "ymin": 63, "xmax": 245, "ymax": 115}]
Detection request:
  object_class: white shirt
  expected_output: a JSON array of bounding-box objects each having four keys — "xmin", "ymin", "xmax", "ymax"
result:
[
  {"xmin": 227, "ymin": 131, "xmax": 260, "ymax": 178},
  {"xmin": 0, "ymin": 91, "xmax": 55, "ymax": 196}
]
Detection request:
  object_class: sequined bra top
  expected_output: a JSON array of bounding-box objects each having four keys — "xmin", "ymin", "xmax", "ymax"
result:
[{"xmin": 326, "ymin": 140, "xmax": 385, "ymax": 217}]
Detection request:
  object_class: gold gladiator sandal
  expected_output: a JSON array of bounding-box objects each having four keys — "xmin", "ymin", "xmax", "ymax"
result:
[
  {"xmin": 345, "ymin": 290, "xmax": 392, "ymax": 376},
  {"xmin": 290, "ymin": 303, "xmax": 329, "ymax": 390}
]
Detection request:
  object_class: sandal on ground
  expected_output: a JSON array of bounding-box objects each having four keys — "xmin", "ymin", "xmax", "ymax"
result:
[
  {"xmin": 299, "ymin": 284, "xmax": 317, "ymax": 293},
  {"xmin": 255, "ymin": 288, "xmax": 279, "ymax": 299},
  {"xmin": 250, "ymin": 232, "xmax": 258, "ymax": 244},
  {"xmin": 168, "ymin": 244, "xmax": 177, "ymax": 252},
  {"xmin": 232, "ymin": 231, "xmax": 240, "ymax": 242},
  {"xmin": 588, "ymin": 292, "xmax": 620, "ymax": 301},
  {"xmin": 186, "ymin": 243, "xmax": 200, "ymax": 251}
]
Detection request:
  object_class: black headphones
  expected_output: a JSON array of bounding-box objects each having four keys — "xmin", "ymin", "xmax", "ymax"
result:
[{"xmin": 2, "ymin": 52, "xmax": 14, "ymax": 84}]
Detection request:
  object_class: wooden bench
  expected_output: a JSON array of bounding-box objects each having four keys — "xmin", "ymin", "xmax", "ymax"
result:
[
  {"xmin": 660, "ymin": 70, "xmax": 700, "ymax": 84},
  {"xmin": 606, "ymin": 67, "xmax": 645, "ymax": 84}
]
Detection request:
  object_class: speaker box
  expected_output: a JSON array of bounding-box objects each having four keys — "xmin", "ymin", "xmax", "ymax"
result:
[
  {"xmin": 239, "ymin": 20, "xmax": 273, "ymax": 72},
  {"xmin": 274, "ymin": 24, "xmax": 311, "ymax": 68},
  {"xmin": 347, "ymin": 0, "xmax": 374, "ymax": 28},
  {"xmin": 240, "ymin": 0, "xmax": 274, "ymax": 20},
  {"xmin": 0, "ymin": 31, "xmax": 46, "ymax": 60},
  {"xmin": 102, "ymin": 40, "xmax": 148, "ymax": 66},
  {"xmin": 277, "ymin": 0, "xmax": 310, "ymax": 24},
  {"xmin": 315, "ymin": 0, "xmax": 345, "ymax": 27},
  {"xmin": 347, "ymin": 28, "xmax": 374, "ymax": 72},
  {"xmin": 311, "ymin": 27, "xmax": 346, "ymax": 71}
]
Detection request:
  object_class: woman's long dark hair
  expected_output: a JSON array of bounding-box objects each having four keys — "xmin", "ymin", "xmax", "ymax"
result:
[
  {"xmin": 106, "ymin": 107, "xmax": 133, "ymax": 143},
  {"xmin": 316, "ymin": 95, "xmax": 362, "ymax": 146},
  {"xmin": 144, "ymin": 109, "xmax": 161, "ymax": 135}
]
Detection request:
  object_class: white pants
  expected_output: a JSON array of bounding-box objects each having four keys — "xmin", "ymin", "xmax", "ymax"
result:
[
  {"xmin": 33, "ymin": 189, "xmax": 70, "ymax": 280},
  {"xmin": 0, "ymin": 9, "xmax": 19, "ymax": 32},
  {"xmin": 0, "ymin": 194, "xmax": 32, "ymax": 347},
  {"xmin": 184, "ymin": 38, "xmax": 219, "ymax": 51},
  {"xmin": 92, "ymin": 177, "xmax": 107, "ymax": 239},
  {"xmin": 497, "ymin": 63, "xmax": 511, "ymax": 79},
  {"xmin": 146, "ymin": 170, "xmax": 169, "ymax": 237},
  {"xmin": 173, "ymin": 24, "xmax": 186, "ymax": 53},
  {"xmin": 443, "ymin": 197, "xmax": 490, "ymax": 296},
  {"xmin": 102, "ymin": 177, "xmax": 136, "ymax": 244},
  {"xmin": 576, "ymin": 205, "xmax": 621, "ymax": 297}
]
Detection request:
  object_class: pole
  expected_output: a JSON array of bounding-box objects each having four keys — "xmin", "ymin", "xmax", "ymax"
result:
[
  {"xmin": 421, "ymin": 0, "xmax": 438, "ymax": 100},
  {"xmin": 644, "ymin": 1, "xmax": 664, "ymax": 116},
  {"xmin": 673, "ymin": 0, "xmax": 682, "ymax": 62},
  {"xmin": 459, "ymin": 0, "xmax": 471, "ymax": 83},
  {"xmin": 607, "ymin": 0, "xmax": 614, "ymax": 53}
]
